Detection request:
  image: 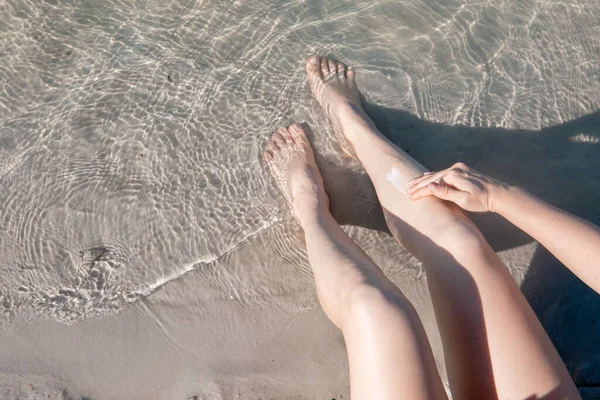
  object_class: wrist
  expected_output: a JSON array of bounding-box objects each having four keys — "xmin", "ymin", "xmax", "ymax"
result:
[{"xmin": 488, "ymin": 182, "xmax": 515, "ymax": 215}]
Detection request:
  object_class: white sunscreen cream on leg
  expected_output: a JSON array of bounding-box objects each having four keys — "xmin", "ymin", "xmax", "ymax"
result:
[{"xmin": 386, "ymin": 167, "xmax": 409, "ymax": 194}]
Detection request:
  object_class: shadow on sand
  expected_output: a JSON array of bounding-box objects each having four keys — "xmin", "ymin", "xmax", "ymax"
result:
[{"xmin": 310, "ymin": 104, "xmax": 600, "ymax": 389}]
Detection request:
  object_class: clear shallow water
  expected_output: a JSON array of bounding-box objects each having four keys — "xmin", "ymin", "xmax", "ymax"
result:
[{"xmin": 0, "ymin": 0, "xmax": 599, "ymax": 329}]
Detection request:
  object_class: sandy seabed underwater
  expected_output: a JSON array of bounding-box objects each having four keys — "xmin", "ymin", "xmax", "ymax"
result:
[{"xmin": 1, "ymin": 0, "xmax": 600, "ymax": 398}]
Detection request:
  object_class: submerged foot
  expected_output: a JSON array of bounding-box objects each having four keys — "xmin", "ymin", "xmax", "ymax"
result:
[
  {"xmin": 263, "ymin": 123, "xmax": 329, "ymax": 224},
  {"xmin": 305, "ymin": 55, "xmax": 362, "ymax": 156}
]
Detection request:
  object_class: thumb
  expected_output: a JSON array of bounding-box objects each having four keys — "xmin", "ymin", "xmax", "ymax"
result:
[{"xmin": 428, "ymin": 182, "xmax": 466, "ymax": 206}]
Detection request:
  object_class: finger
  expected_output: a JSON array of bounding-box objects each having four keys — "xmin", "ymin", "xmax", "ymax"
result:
[
  {"xmin": 414, "ymin": 171, "xmax": 434, "ymax": 180},
  {"xmin": 428, "ymin": 182, "xmax": 470, "ymax": 206},
  {"xmin": 409, "ymin": 167, "xmax": 455, "ymax": 186},
  {"xmin": 409, "ymin": 179, "xmax": 470, "ymax": 202},
  {"xmin": 439, "ymin": 172, "xmax": 476, "ymax": 193},
  {"xmin": 406, "ymin": 169, "xmax": 449, "ymax": 194},
  {"xmin": 407, "ymin": 170, "xmax": 443, "ymax": 190},
  {"xmin": 408, "ymin": 163, "xmax": 468, "ymax": 186},
  {"xmin": 453, "ymin": 162, "xmax": 470, "ymax": 171},
  {"xmin": 408, "ymin": 184, "xmax": 436, "ymax": 200},
  {"xmin": 408, "ymin": 171, "xmax": 437, "ymax": 185}
]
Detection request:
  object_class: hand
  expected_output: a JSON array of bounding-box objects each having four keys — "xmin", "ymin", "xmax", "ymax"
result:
[{"xmin": 406, "ymin": 163, "xmax": 506, "ymax": 213}]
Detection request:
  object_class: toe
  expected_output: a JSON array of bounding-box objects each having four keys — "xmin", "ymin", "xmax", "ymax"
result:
[
  {"xmin": 289, "ymin": 123, "xmax": 306, "ymax": 141},
  {"xmin": 263, "ymin": 151, "xmax": 273, "ymax": 162},
  {"xmin": 306, "ymin": 56, "xmax": 319, "ymax": 71},
  {"xmin": 267, "ymin": 139, "xmax": 279, "ymax": 153},
  {"xmin": 346, "ymin": 66, "xmax": 356, "ymax": 82},
  {"xmin": 337, "ymin": 62, "xmax": 346, "ymax": 79},
  {"xmin": 306, "ymin": 56, "xmax": 321, "ymax": 76},
  {"xmin": 320, "ymin": 57, "xmax": 329, "ymax": 77},
  {"xmin": 289, "ymin": 123, "xmax": 302, "ymax": 137},
  {"xmin": 272, "ymin": 131, "xmax": 286, "ymax": 147},
  {"xmin": 278, "ymin": 127, "xmax": 293, "ymax": 143},
  {"xmin": 328, "ymin": 59, "xmax": 337, "ymax": 77}
]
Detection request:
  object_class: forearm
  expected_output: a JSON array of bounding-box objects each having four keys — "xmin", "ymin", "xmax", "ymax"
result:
[{"xmin": 494, "ymin": 185, "xmax": 600, "ymax": 293}]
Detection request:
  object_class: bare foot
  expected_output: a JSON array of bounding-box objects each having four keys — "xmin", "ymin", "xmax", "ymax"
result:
[
  {"xmin": 263, "ymin": 123, "xmax": 329, "ymax": 224},
  {"xmin": 306, "ymin": 56, "xmax": 361, "ymax": 156}
]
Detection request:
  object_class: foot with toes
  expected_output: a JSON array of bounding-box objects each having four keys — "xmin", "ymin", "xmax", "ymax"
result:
[
  {"xmin": 305, "ymin": 55, "xmax": 362, "ymax": 156},
  {"xmin": 263, "ymin": 124, "xmax": 329, "ymax": 225},
  {"xmin": 265, "ymin": 56, "xmax": 363, "ymax": 221}
]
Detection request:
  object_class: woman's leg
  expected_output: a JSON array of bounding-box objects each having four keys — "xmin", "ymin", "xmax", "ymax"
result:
[
  {"xmin": 306, "ymin": 56, "xmax": 580, "ymax": 400},
  {"xmin": 264, "ymin": 124, "xmax": 447, "ymax": 400}
]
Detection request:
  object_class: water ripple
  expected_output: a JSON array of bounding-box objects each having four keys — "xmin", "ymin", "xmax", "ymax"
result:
[{"xmin": 0, "ymin": 0, "xmax": 599, "ymax": 328}]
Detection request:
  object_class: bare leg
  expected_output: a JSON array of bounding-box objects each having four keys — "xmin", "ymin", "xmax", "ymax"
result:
[
  {"xmin": 264, "ymin": 124, "xmax": 447, "ymax": 400},
  {"xmin": 306, "ymin": 56, "xmax": 580, "ymax": 400}
]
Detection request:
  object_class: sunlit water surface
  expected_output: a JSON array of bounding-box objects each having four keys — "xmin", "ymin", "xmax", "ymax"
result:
[{"xmin": 0, "ymin": 0, "xmax": 599, "ymax": 332}]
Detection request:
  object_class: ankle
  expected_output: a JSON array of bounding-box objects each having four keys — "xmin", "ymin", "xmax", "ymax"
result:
[
  {"xmin": 293, "ymin": 192, "xmax": 331, "ymax": 229},
  {"xmin": 332, "ymin": 100, "xmax": 362, "ymax": 120}
]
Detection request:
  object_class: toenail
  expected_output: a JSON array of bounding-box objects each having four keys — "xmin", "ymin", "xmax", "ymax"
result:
[{"xmin": 309, "ymin": 57, "xmax": 318, "ymax": 65}]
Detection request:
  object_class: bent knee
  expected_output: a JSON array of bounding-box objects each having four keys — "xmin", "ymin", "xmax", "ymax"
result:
[
  {"xmin": 431, "ymin": 220, "xmax": 491, "ymax": 259},
  {"xmin": 340, "ymin": 283, "xmax": 418, "ymax": 329}
]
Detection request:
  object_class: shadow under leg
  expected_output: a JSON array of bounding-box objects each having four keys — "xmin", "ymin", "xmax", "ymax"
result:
[{"xmin": 307, "ymin": 56, "xmax": 580, "ymax": 400}]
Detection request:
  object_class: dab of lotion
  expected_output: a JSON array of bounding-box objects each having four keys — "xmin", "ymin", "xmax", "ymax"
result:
[{"xmin": 386, "ymin": 167, "xmax": 408, "ymax": 194}]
